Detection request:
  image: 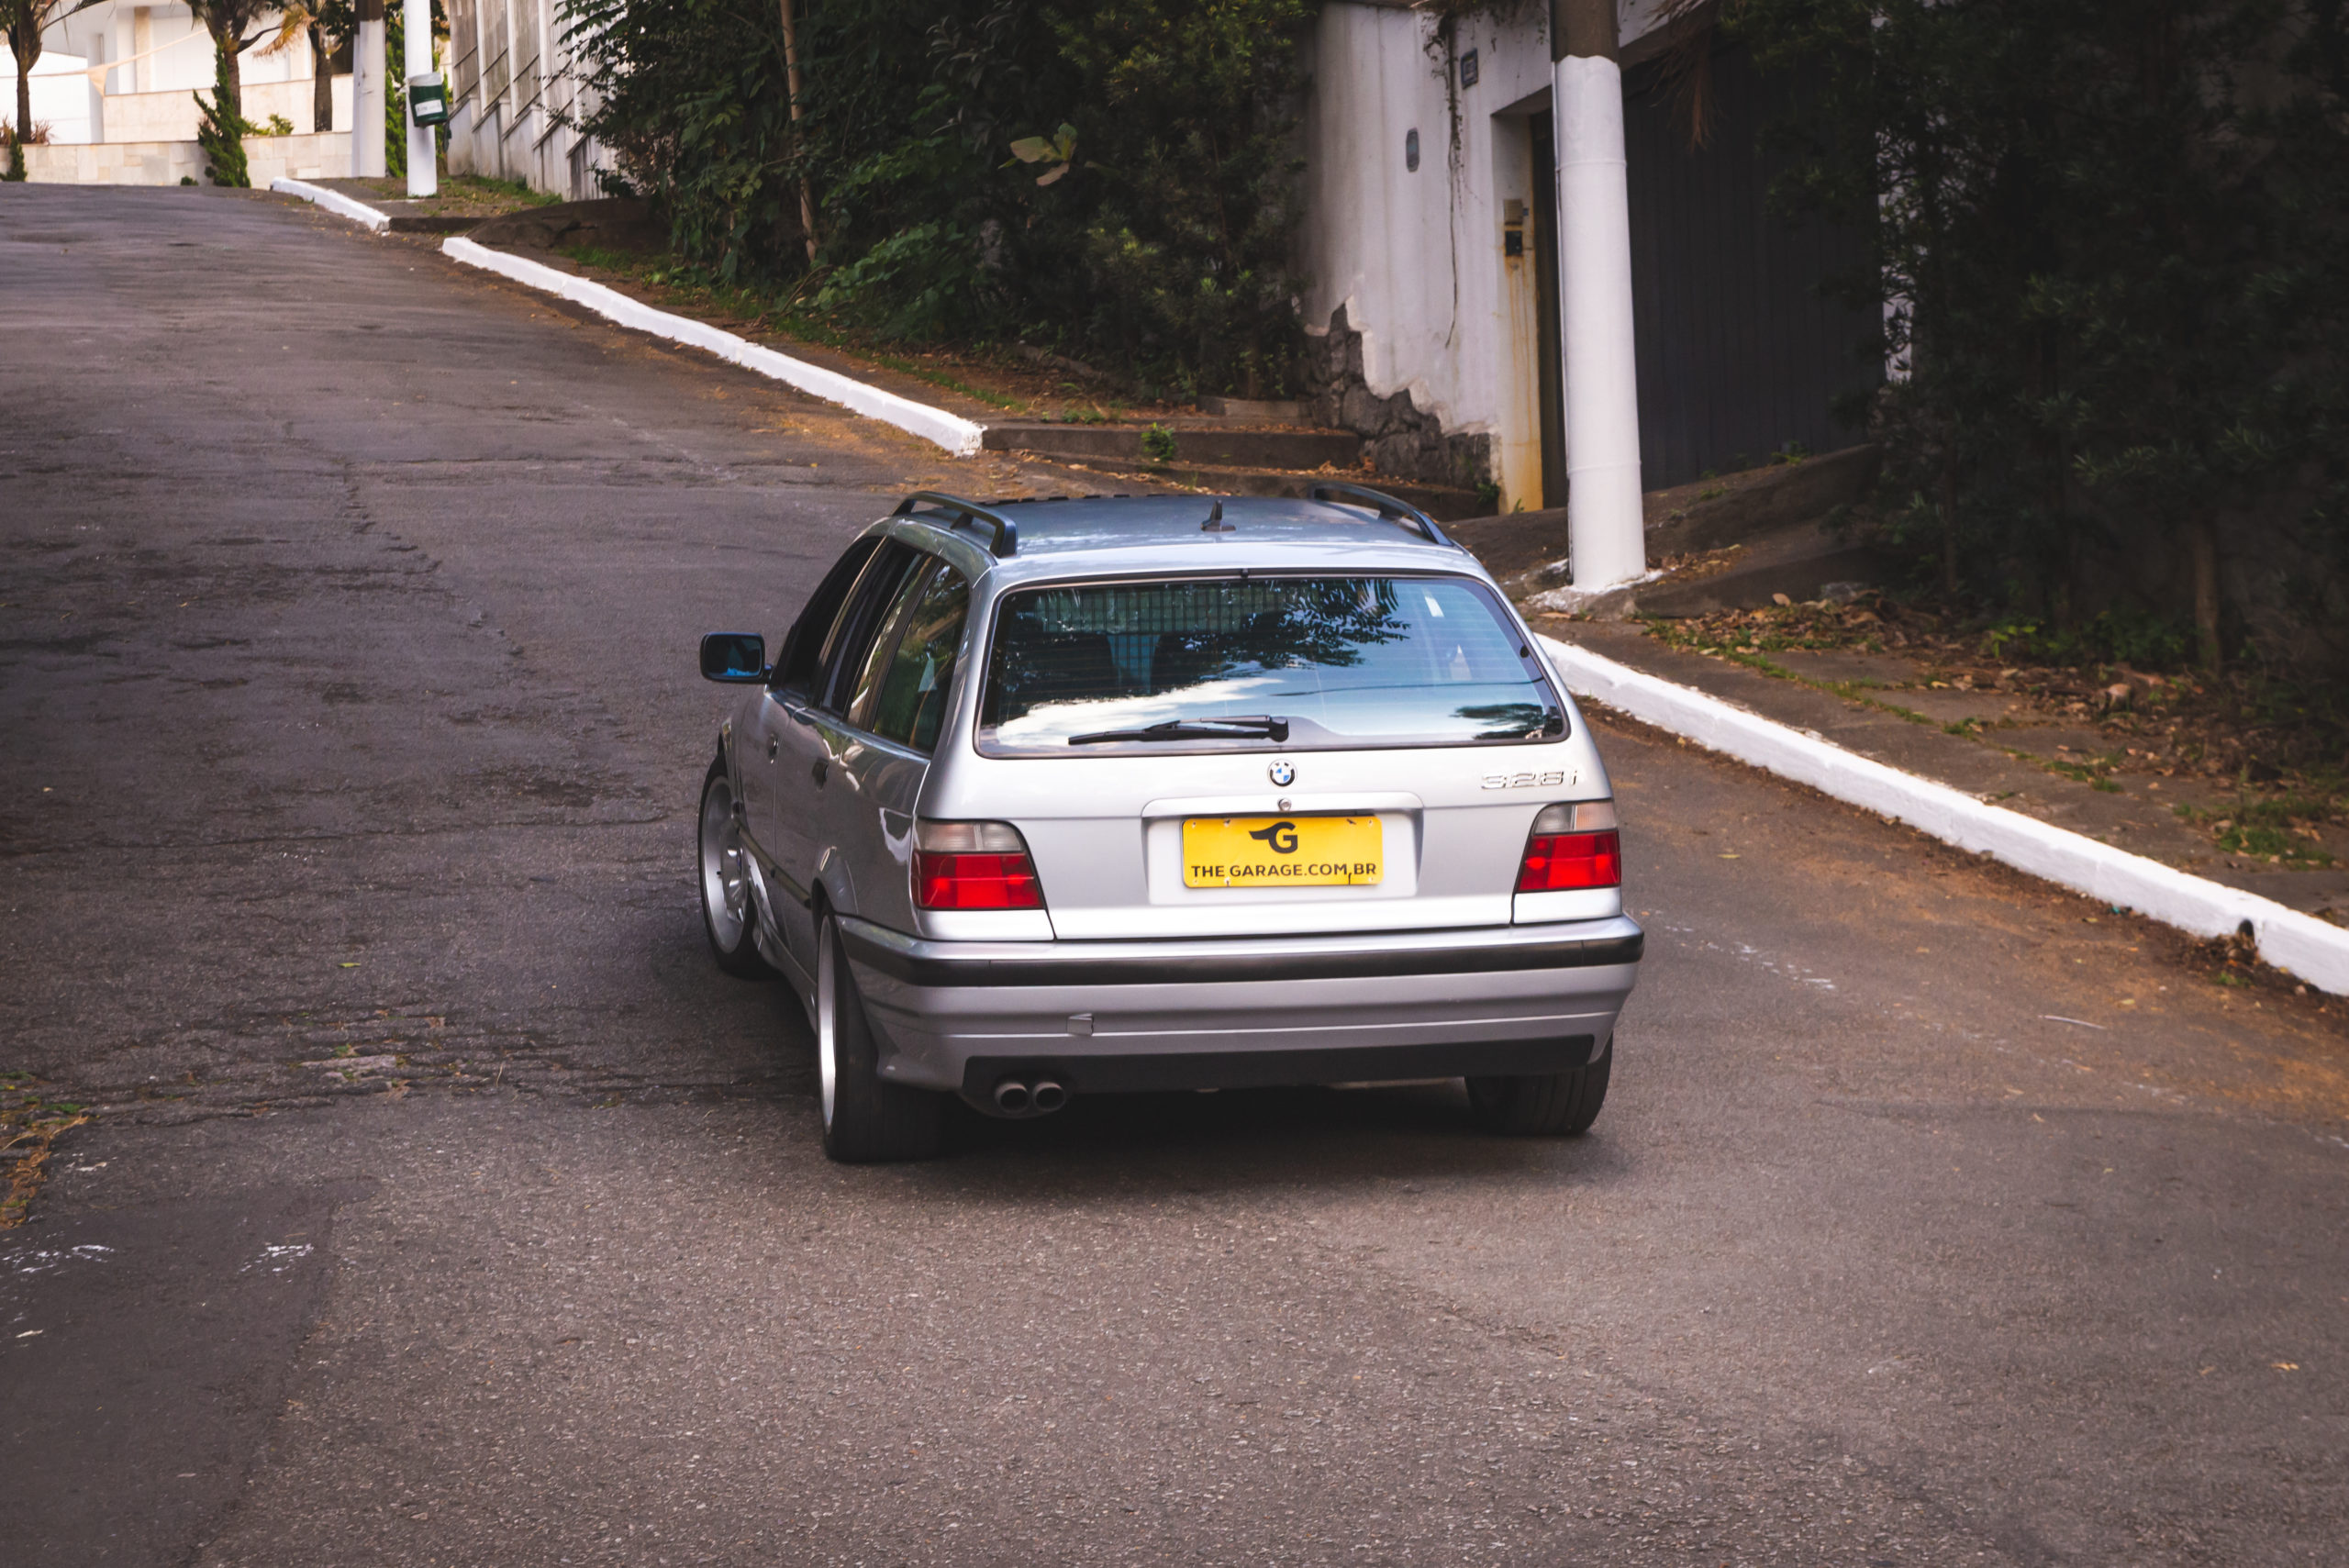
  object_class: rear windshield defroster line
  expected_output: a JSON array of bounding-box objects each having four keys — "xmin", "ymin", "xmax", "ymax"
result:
[{"xmin": 975, "ymin": 573, "xmax": 1566, "ymax": 755}]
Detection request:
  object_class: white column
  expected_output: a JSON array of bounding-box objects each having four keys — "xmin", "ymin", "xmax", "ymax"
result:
[
  {"xmin": 1553, "ymin": 6, "xmax": 1646, "ymax": 589},
  {"xmin": 403, "ymin": 0, "xmax": 435, "ymax": 195},
  {"xmin": 131, "ymin": 8, "xmax": 153, "ymax": 94},
  {"xmin": 352, "ymin": 0, "xmax": 385, "ymax": 178}
]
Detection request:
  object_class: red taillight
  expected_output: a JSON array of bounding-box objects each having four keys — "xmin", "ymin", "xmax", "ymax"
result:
[
  {"xmin": 913, "ymin": 820, "xmax": 1044, "ymax": 910},
  {"xmin": 1517, "ymin": 830, "xmax": 1622, "ymax": 891},
  {"xmin": 1516, "ymin": 802, "xmax": 1622, "ymax": 892},
  {"xmin": 915, "ymin": 851, "xmax": 1042, "ymax": 910}
]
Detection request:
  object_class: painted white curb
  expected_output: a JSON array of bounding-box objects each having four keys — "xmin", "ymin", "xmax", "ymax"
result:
[
  {"xmin": 1540, "ymin": 634, "xmax": 2349, "ymax": 995},
  {"xmin": 272, "ymin": 177, "xmax": 389, "ymax": 233},
  {"xmin": 440, "ymin": 237, "xmax": 986, "ymax": 458}
]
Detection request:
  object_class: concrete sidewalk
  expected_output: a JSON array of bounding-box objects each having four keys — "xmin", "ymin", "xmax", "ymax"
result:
[{"xmin": 1533, "ymin": 614, "xmax": 2348, "ymax": 925}]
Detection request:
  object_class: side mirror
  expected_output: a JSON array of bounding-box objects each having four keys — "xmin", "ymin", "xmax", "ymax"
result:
[{"xmin": 700, "ymin": 632, "xmax": 767, "ymax": 684}]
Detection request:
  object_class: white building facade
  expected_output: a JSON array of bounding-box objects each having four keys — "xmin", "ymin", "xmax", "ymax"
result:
[
  {"xmin": 7, "ymin": 1, "xmax": 350, "ymax": 181},
  {"xmin": 440, "ymin": 0, "xmax": 604, "ymax": 197},
  {"xmin": 1297, "ymin": 0, "xmax": 1876, "ymax": 512}
]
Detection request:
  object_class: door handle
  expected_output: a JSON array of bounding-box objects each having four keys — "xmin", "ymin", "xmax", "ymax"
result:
[
  {"xmin": 811, "ymin": 759, "xmax": 829, "ymax": 786},
  {"xmin": 767, "ymin": 736, "xmax": 779, "ymax": 762}
]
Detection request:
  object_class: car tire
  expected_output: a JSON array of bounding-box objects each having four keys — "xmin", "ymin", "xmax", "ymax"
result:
[
  {"xmin": 816, "ymin": 910, "xmax": 944, "ymax": 1162},
  {"xmin": 1467, "ymin": 1046, "xmax": 1610, "ymax": 1136},
  {"xmin": 698, "ymin": 754, "xmax": 771, "ymax": 978}
]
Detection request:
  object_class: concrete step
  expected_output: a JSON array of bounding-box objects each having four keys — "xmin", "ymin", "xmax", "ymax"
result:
[
  {"xmin": 382, "ymin": 211, "xmax": 482, "ymax": 234},
  {"xmin": 1633, "ymin": 520, "xmax": 1902, "ymax": 616},
  {"xmin": 1449, "ymin": 444, "xmax": 1891, "ymax": 610},
  {"xmin": 981, "ymin": 422, "xmax": 1362, "ymax": 470},
  {"xmin": 462, "ymin": 197, "xmax": 669, "ymax": 253},
  {"xmin": 1199, "ymin": 395, "xmax": 1305, "ymax": 419},
  {"xmin": 1645, "ymin": 443, "xmax": 1880, "ymax": 557}
]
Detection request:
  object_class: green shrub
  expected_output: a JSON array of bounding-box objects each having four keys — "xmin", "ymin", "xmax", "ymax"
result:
[
  {"xmin": 194, "ymin": 47, "xmax": 250, "ymax": 188},
  {"xmin": 563, "ymin": 0, "xmax": 1309, "ymax": 395},
  {"xmin": 1735, "ymin": 0, "xmax": 2349, "ymax": 673},
  {"xmin": 1982, "ymin": 606, "xmax": 2193, "ymax": 672}
]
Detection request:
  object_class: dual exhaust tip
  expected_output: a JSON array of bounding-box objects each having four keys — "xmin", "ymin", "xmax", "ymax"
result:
[{"xmin": 991, "ymin": 1075, "xmax": 1068, "ymax": 1118}]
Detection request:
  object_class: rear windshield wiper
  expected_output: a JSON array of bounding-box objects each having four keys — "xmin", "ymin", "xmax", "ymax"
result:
[{"xmin": 1067, "ymin": 715, "xmax": 1291, "ymax": 746}]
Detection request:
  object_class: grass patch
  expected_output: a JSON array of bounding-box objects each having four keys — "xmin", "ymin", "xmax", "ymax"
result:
[
  {"xmin": 547, "ymin": 249, "xmax": 1037, "ymax": 412},
  {"xmin": 1, "ymin": 1074, "xmax": 90, "ymax": 1229},
  {"xmin": 2173, "ymin": 794, "xmax": 2340, "ymax": 866},
  {"xmin": 861, "ymin": 350, "xmax": 1027, "ymax": 411},
  {"xmin": 559, "ymin": 243, "xmax": 641, "ymax": 271},
  {"xmin": 1640, "ymin": 595, "xmax": 2349, "ymax": 821},
  {"xmin": 1644, "ymin": 607, "xmax": 1887, "ymax": 659},
  {"xmin": 447, "ymin": 172, "xmax": 561, "ymax": 207}
]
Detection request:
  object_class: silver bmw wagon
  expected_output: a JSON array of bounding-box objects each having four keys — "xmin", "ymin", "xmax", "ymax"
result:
[{"xmin": 696, "ymin": 485, "xmax": 1642, "ymax": 1161}]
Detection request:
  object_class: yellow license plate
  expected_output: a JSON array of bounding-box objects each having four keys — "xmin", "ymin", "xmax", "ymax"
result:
[{"xmin": 1182, "ymin": 816, "xmax": 1384, "ymax": 888}]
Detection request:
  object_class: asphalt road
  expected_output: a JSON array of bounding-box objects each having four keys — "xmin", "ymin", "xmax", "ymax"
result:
[{"xmin": 4, "ymin": 184, "xmax": 2345, "ymax": 1568}]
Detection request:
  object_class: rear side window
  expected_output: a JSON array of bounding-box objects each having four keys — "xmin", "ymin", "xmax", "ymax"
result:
[
  {"xmin": 977, "ymin": 574, "xmax": 1564, "ymax": 753},
  {"xmin": 867, "ymin": 563, "xmax": 971, "ymax": 752},
  {"xmin": 818, "ymin": 542, "xmax": 920, "ymax": 714},
  {"xmin": 845, "ymin": 557, "xmax": 935, "ymax": 727},
  {"xmin": 770, "ymin": 538, "xmax": 880, "ymax": 699}
]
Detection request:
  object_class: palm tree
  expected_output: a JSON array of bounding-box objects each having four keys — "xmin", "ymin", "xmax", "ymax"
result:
[
  {"xmin": 260, "ymin": 0, "xmax": 351, "ymax": 134},
  {"xmin": 184, "ymin": 0, "xmax": 279, "ymax": 183},
  {"xmin": 3, "ymin": 0, "xmax": 100, "ymax": 165}
]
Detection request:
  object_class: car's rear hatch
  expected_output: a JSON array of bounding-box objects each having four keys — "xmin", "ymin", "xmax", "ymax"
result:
[{"xmin": 928, "ymin": 571, "xmax": 1606, "ymax": 940}]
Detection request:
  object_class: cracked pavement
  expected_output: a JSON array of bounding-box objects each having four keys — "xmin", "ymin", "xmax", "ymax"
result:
[{"xmin": 4, "ymin": 184, "xmax": 2346, "ymax": 1566}]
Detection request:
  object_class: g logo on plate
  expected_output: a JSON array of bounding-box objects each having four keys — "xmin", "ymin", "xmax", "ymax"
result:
[
  {"xmin": 1247, "ymin": 820, "xmax": 1301, "ymax": 855},
  {"xmin": 1268, "ymin": 760, "xmax": 1296, "ymax": 787}
]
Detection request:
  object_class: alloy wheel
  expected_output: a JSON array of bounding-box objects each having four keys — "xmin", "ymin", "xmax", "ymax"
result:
[
  {"xmin": 698, "ymin": 773, "xmax": 751, "ymax": 951},
  {"xmin": 816, "ymin": 917, "xmax": 840, "ymax": 1129}
]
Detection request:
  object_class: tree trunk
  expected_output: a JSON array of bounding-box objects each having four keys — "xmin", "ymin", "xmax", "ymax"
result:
[
  {"xmin": 2190, "ymin": 517, "xmax": 2222, "ymax": 671},
  {"xmin": 312, "ymin": 26, "xmax": 333, "ymax": 133},
  {"xmin": 13, "ymin": 21, "xmax": 37, "ymax": 146},
  {"xmin": 778, "ymin": 0, "xmax": 816, "ymax": 261},
  {"xmin": 1938, "ymin": 445, "xmax": 1959, "ymax": 596},
  {"xmin": 210, "ymin": 24, "xmax": 243, "ymax": 126}
]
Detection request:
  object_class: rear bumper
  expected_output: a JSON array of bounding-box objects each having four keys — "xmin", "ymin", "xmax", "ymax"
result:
[{"xmin": 838, "ymin": 915, "xmax": 1642, "ymax": 1102}]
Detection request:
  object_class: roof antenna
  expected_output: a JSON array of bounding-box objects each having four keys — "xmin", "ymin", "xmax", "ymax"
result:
[{"xmin": 1201, "ymin": 498, "xmax": 1234, "ymax": 532}]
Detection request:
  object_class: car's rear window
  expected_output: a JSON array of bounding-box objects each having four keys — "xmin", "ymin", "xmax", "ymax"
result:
[{"xmin": 976, "ymin": 575, "xmax": 1564, "ymax": 754}]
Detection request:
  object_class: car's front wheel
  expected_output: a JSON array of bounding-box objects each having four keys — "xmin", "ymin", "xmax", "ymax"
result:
[
  {"xmin": 698, "ymin": 754, "xmax": 770, "ymax": 977},
  {"xmin": 1467, "ymin": 1046, "xmax": 1611, "ymax": 1136},
  {"xmin": 816, "ymin": 911, "xmax": 944, "ymax": 1162}
]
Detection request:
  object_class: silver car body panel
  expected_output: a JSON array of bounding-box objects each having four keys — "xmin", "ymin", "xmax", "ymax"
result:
[
  {"xmin": 717, "ymin": 495, "xmax": 1642, "ymax": 1103},
  {"xmin": 838, "ymin": 913, "xmax": 1640, "ymax": 1095}
]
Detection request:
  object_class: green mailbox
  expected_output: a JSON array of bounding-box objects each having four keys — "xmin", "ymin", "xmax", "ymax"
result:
[{"xmin": 408, "ymin": 72, "xmax": 451, "ymax": 128}]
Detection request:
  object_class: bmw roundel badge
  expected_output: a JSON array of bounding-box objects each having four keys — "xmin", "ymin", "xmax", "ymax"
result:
[{"xmin": 1268, "ymin": 759, "xmax": 1297, "ymax": 787}]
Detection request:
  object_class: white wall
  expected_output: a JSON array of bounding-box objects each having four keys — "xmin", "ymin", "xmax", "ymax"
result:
[
  {"xmin": 24, "ymin": 128, "xmax": 346, "ymax": 183},
  {"xmin": 0, "ymin": 50, "xmax": 102, "ymax": 143},
  {"xmin": 99, "ymin": 78, "xmax": 328, "ymax": 140},
  {"xmin": 443, "ymin": 0, "xmax": 607, "ymax": 196},
  {"xmin": 15, "ymin": 3, "xmax": 322, "ymax": 147},
  {"xmin": 1298, "ymin": 2, "xmax": 1674, "ymax": 512},
  {"xmin": 22, "ymin": 135, "xmax": 203, "ymax": 183},
  {"xmin": 1299, "ymin": 6, "xmax": 1556, "ymax": 509}
]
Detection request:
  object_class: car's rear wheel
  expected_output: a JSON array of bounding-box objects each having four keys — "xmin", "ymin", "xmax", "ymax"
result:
[
  {"xmin": 698, "ymin": 755, "xmax": 770, "ymax": 978},
  {"xmin": 1467, "ymin": 1046, "xmax": 1610, "ymax": 1136},
  {"xmin": 816, "ymin": 911, "xmax": 944, "ymax": 1162}
]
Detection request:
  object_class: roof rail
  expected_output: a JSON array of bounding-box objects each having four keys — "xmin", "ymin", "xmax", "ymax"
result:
[
  {"xmin": 894, "ymin": 491, "xmax": 1019, "ymax": 558},
  {"xmin": 1306, "ymin": 481, "xmax": 1453, "ymax": 547}
]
